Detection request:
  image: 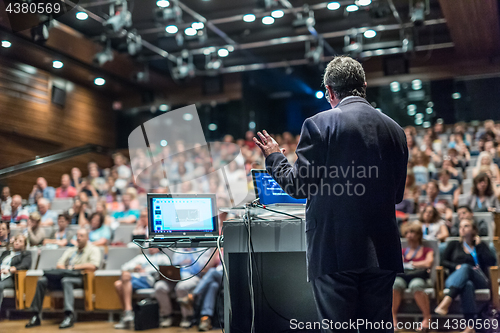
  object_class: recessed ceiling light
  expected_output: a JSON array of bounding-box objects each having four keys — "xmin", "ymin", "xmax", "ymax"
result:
[
  {"xmin": 94, "ymin": 77, "xmax": 105, "ymax": 86},
  {"xmin": 218, "ymin": 48, "xmax": 229, "ymax": 57},
  {"xmin": 243, "ymin": 14, "xmax": 256, "ymax": 22},
  {"xmin": 76, "ymin": 11, "xmax": 88, "ymax": 20},
  {"xmin": 346, "ymin": 4, "xmax": 359, "ymax": 12},
  {"xmin": 227, "ymin": 45, "xmax": 234, "ymax": 52},
  {"xmin": 165, "ymin": 25, "xmax": 178, "ymax": 34},
  {"xmin": 356, "ymin": 0, "xmax": 371, "ymax": 6},
  {"xmin": 52, "ymin": 60, "xmax": 64, "ymax": 69},
  {"xmin": 208, "ymin": 123, "xmax": 217, "ymax": 131},
  {"xmin": 159, "ymin": 104, "xmax": 169, "ymax": 112},
  {"xmin": 262, "ymin": 16, "xmax": 275, "ymax": 25},
  {"xmin": 184, "ymin": 27, "xmax": 197, "ymax": 36},
  {"xmin": 1, "ymin": 40, "xmax": 11, "ymax": 48},
  {"xmin": 156, "ymin": 0, "xmax": 170, "ymax": 8},
  {"xmin": 192, "ymin": 22, "xmax": 204, "ymax": 30},
  {"xmin": 363, "ymin": 30, "xmax": 376, "ymax": 38},
  {"xmin": 327, "ymin": 2, "xmax": 340, "ymax": 10},
  {"xmin": 271, "ymin": 10, "xmax": 284, "ymax": 18}
]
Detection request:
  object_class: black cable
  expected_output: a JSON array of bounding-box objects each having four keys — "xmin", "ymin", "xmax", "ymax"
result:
[
  {"xmin": 254, "ymin": 204, "xmax": 303, "ymax": 222},
  {"xmin": 158, "ymin": 247, "xmax": 211, "ymax": 269}
]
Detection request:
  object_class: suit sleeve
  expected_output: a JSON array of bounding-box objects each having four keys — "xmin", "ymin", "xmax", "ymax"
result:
[
  {"xmin": 265, "ymin": 118, "xmax": 325, "ymax": 199},
  {"xmin": 16, "ymin": 251, "xmax": 32, "ymax": 270},
  {"xmin": 395, "ymin": 131, "xmax": 409, "ymax": 204}
]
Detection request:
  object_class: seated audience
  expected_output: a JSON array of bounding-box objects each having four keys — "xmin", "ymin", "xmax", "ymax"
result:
[
  {"xmin": 71, "ymin": 213, "xmax": 110, "ymax": 247},
  {"xmin": 412, "ymin": 151, "xmax": 436, "ymax": 187},
  {"xmin": 472, "ymin": 151, "xmax": 500, "ymax": 180},
  {"xmin": 132, "ymin": 208, "xmax": 148, "ymax": 238},
  {"xmin": 0, "ymin": 235, "xmax": 31, "ymax": 311},
  {"xmin": 437, "ymin": 169, "xmax": 459, "ymax": 199},
  {"xmin": 88, "ymin": 166, "xmax": 106, "ymax": 195},
  {"xmin": 154, "ymin": 248, "xmax": 216, "ymax": 328},
  {"xmin": 29, "ymin": 177, "xmax": 55, "ymax": 204},
  {"xmin": 69, "ymin": 198, "xmax": 89, "ymax": 225},
  {"xmin": 464, "ymin": 173, "xmax": 500, "ymax": 212},
  {"xmin": 25, "ymin": 228, "xmax": 101, "ymax": 329},
  {"xmin": 37, "ymin": 198, "xmax": 58, "ymax": 227},
  {"xmin": 125, "ymin": 187, "xmax": 141, "ymax": 209},
  {"xmin": 113, "ymin": 248, "xmax": 171, "ymax": 329},
  {"xmin": 95, "ymin": 199, "xmax": 113, "ymax": 226},
  {"xmin": 396, "ymin": 173, "xmax": 418, "ymax": 218},
  {"xmin": 0, "ymin": 186, "xmax": 12, "ymax": 217},
  {"xmin": 419, "ymin": 180, "xmax": 453, "ymax": 222},
  {"xmin": 0, "ymin": 221, "xmax": 10, "ymax": 247},
  {"xmin": 418, "ymin": 204, "xmax": 449, "ymax": 243},
  {"xmin": 112, "ymin": 193, "xmax": 140, "ymax": 224},
  {"xmin": 393, "ymin": 221, "xmax": 434, "ymax": 331},
  {"xmin": 435, "ymin": 219, "xmax": 497, "ymax": 333},
  {"xmin": 3, "ymin": 195, "xmax": 28, "ymax": 225},
  {"xmin": 70, "ymin": 167, "xmax": 83, "ymax": 189},
  {"xmin": 56, "ymin": 174, "xmax": 78, "ymax": 198},
  {"xmin": 43, "ymin": 214, "xmax": 73, "ymax": 247},
  {"xmin": 26, "ymin": 212, "xmax": 45, "ymax": 247},
  {"xmin": 450, "ymin": 206, "xmax": 489, "ymax": 237}
]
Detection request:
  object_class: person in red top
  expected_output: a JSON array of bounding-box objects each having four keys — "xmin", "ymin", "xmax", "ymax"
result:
[
  {"xmin": 55, "ymin": 174, "xmax": 77, "ymax": 199},
  {"xmin": 393, "ymin": 221, "xmax": 434, "ymax": 331}
]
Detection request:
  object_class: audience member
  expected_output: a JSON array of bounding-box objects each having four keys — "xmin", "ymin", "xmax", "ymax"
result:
[
  {"xmin": 393, "ymin": 221, "xmax": 434, "ymax": 331},
  {"xmin": 28, "ymin": 177, "xmax": 55, "ymax": 204},
  {"xmin": 132, "ymin": 208, "xmax": 148, "ymax": 237},
  {"xmin": 37, "ymin": 198, "xmax": 58, "ymax": 227},
  {"xmin": 113, "ymin": 248, "xmax": 171, "ymax": 329},
  {"xmin": 25, "ymin": 228, "xmax": 101, "ymax": 329},
  {"xmin": 0, "ymin": 235, "xmax": 31, "ymax": 311},
  {"xmin": 4, "ymin": 195, "xmax": 28, "ymax": 225},
  {"xmin": 450, "ymin": 206, "xmax": 489, "ymax": 237},
  {"xmin": 418, "ymin": 204, "xmax": 449, "ymax": 243},
  {"xmin": 0, "ymin": 221, "xmax": 10, "ymax": 247},
  {"xmin": 43, "ymin": 214, "xmax": 73, "ymax": 247},
  {"xmin": 435, "ymin": 219, "xmax": 496, "ymax": 333},
  {"xmin": 70, "ymin": 167, "xmax": 83, "ymax": 189},
  {"xmin": 55, "ymin": 174, "xmax": 78, "ymax": 198},
  {"xmin": 419, "ymin": 180, "xmax": 453, "ymax": 222},
  {"xmin": 26, "ymin": 212, "xmax": 45, "ymax": 247},
  {"xmin": 472, "ymin": 152, "xmax": 500, "ymax": 180},
  {"xmin": 1, "ymin": 186, "xmax": 12, "ymax": 217},
  {"xmin": 112, "ymin": 193, "xmax": 139, "ymax": 224},
  {"xmin": 69, "ymin": 198, "xmax": 89, "ymax": 226},
  {"xmin": 464, "ymin": 173, "xmax": 500, "ymax": 212},
  {"xmin": 71, "ymin": 213, "xmax": 110, "ymax": 247}
]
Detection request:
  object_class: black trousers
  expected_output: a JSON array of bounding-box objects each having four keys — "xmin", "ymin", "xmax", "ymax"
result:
[{"xmin": 311, "ymin": 267, "xmax": 396, "ymax": 333}]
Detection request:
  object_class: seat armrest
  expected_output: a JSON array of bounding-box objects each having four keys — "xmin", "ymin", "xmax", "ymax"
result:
[
  {"xmin": 15, "ymin": 270, "xmax": 27, "ymax": 309},
  {"xmin": 489, "ymin": 266, "xmax": 499, "ymax": 310},
  {"xmin": 435, "ymin": 266, "xmax": 444, "ymax": 302},
  {"xmin": 83, "ymin": 270, "xmax": 95, "ymax": 311},
  {"xmin": 94, "ymin": 270, "xmax": 122, "ymax": 277}
]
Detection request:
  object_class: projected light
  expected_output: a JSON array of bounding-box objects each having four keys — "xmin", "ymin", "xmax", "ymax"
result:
[
  {"xmin": 159, "ymin": 104, "xmax": 169, "ymax": 112},
  {"xmin": 76, "ymin": 11, "xmax": 88, "ymax": 20},
  {"xmin": 192, "ymin": 22, "xmax": 204, "ymax": 30},
  {"xmin": 315, "ymin": 91, "xmax": 324, "ymax": 99},
  {"xmin": 156, "ymin": 0, "xmax": 170, "ymax": 8},
  {"xmin": 271, "ymin": 10, "xmax": 284, "ymax": 18},
  {"xmin": 218, "ymin": 48, "xmax": 229, "ymax": 57},
  {"xmin": 363, "ymin": 30, "xmax": 376, "ymax": 38},
  {"xmin": 52, "ymin": 60, "xmax": 64, "ymax": 69},
  {"xmin": 243, "ymin": 14, "xmax": 256, "ymax": 22},
  {"xmin": 346, "ymin": 5, "xmax": 359, "ymax": 12},
  {"xmin": 184, "ymin": 27, "xmax": 197, "ymax": 36},
  {"xmin": 165, "ymin": 25, "xmax": 178, "ymax": 34},
  {"xmin": 262, "ymin": 16, "xmax": 275, "ymax": 25},
  {"xmin": 327, "ymin": 2, "xmax": 340, "ymax": 10},
  {"xmin": 94, "ymin": 77, "xmax": 106, "ymax": 86},
  {"xmin": 1, "ymin": 40, "xmax": 12, "ymax": 48},
  {"xmin": 208, "ymin": 123, "xmax": 217, "ymax": 131}
]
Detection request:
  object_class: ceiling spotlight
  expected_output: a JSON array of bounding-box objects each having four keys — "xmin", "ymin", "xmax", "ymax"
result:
[
  {"xmin": 52, "ymin": 60, "xmax": 63, "ymax": 69},
  {"xmin": 262, "ymin": 16, "xmax": 275, "ymax": 25},
  {"xmin": 243, "ymin": 14, "xmax": 256, "ymax": 22},
  {"xmin": 159, "ymin": 104, "xmax": 169, "ymax": 111},
  {"xmin": 94, "ymin": 77, "xmax": 106, "ymax": 86},
  {"xmin": 184, "ymin": 27, "xmax": 197, "ymax": 36},
  {"xmin": 363, "ymin": 29, "xmax": 376, "ymax": 38},
  {"xmin": 208, "ymin": 123, "xmax": 218, "ymax": 131},
  {"xmin": 415, "ymin": 113, "xmax": 424, "ymax": 119},
  {"xmin": 171, "ymin": 61, "xmax": 195, "ymax": 80},
  {"xmin": 218, "ymin": 48, "xmax": 229, "ymax": 57},
  {"xmin": 315, "ymin": 91, "xmax": 324, "ymax": 99},
  {"xmin": 227, "ymin": 45, "xmax": 235, "ymax": 52},
  {"xmin": 356, "ymin": 0, "xmax": 372, "ymax": 6},
  {"xmin": 346, "ymin": 4, "xmax": 359, "ymax": 12},
  {"xmin": 192, "ymin": 22, "xmax": 204, "ymax": 30},
  {"xmin": 93, "ymin": 44, "xmax": 114, "ymax": 66},
  {"xmin": 427, "ymin": 101, "xmax": 434, "ymax": 107},
  {"xmin": 271, "ymin": 10, "xmax": 284, "ymax": 18},
  {"xmin": 165, "ymin": 25, "xmax": 178, "ymax": 34},
  {"xmin": 426, "ymin": 107, "xmax": 433, "ymax": 114},
  {"xmin": 206, "ymin": 57, "xmax": 222, "ymax": 70},
  {"xmin": 203, "ymin": 48, "xmax": 212, "ymax": 55},
  {"xmin": 105, "ymin": 2, "xmax": 132, "ymax": 32},
  {"xmin": 423, "ymin": 121, "xmax": 431, "ymax": 128},
  {"xmin": 327, "ymin": 2, "xmax": 340, "ymax": 10},
  {"xmin": 156, "ymin": 0, "xmax": 170, "ymax": 7},
  {"xmin": 1, "ymin": 40, "xmax": 11, "ymax": 48},
  {"xmin": 31, "ymin": 21, "xmax": 51, "ymax": 44},
  {"xmin": 412, "ymin": 79, "xmax": 422, "ymax": 90},
  {"xmin": 415, "ymin": 118, "xmax": 423, "ymax": 125},
  {"xmin": 452, "ymin": 92, "xmax": 461, "ymax": 99},
  {"xmin": 76, "ymin": 11, "xmax": 88, "ymax": 20},
  {"xmin": 390, "ymin": 81, "xmax": 400, "ymax": 92}
]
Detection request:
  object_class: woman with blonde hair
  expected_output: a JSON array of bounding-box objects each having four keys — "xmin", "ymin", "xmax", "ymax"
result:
[
  {"xmin": 472, "ymin": 151, "xmax": 500, "ymax": 180},
  {"xmin": 0, "ymin": 234, "xmax": 31, "ymax": 310},
  {"xmin": 393, "ymin": 221, "xmax": 434, "ymax": 331}
]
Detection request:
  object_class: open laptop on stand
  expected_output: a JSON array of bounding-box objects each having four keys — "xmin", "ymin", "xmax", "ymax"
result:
[
  {"xmin": 251, "ymin": 169, "xmax": 307, "ymax": 207},
  {"xmin": 147, "ymin": 193, "xmax": 220, "ymax": 244}
]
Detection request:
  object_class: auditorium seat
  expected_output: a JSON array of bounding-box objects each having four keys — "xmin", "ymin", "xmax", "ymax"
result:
[
  {"xmin": 462, "ymin": 178, "xmax": 472, "ymax": 195},
  {"xmin": 418, "ymin": 195, "xmax": 453, "ymax": 207},
  {"xmin": 458, "ymin": 194, "xmax": 469, "ymax": 206},
  {"xmin": 50, "ymin": 198, "xmax": 74, "ymax": 212},
  {"xmin": 112, "ymin": 225, "xmax": 135, "ymax": 244},
  {"xmin": 465, "ymin": 166, "xmax": 474, "ymax": 180}
]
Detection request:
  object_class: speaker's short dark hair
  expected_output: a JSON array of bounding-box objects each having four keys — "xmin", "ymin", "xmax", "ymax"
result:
[{"xmin": 323, "ymin": 56, "xmax": 366, "ymax": 100}]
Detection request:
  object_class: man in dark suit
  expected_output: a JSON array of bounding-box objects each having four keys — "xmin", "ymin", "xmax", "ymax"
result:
[{"xmin": 254, "ymin": 56, "xmax": 408, "ymax": 332}]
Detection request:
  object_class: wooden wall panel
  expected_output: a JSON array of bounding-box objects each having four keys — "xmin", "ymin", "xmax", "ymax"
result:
[{"xmin": 0, "ymin": 57, "xmax": 117, "ymax": 198}]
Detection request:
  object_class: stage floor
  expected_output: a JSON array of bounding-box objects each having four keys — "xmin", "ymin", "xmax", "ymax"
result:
[{"xmin": 0, "ymin": 320, "xmax": 224, "ymax": 332}]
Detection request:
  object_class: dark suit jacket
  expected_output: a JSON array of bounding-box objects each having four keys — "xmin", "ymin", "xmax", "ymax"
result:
[
  {"xmin": 266, "ymin": 97, "xmax": 408, "ymax": 281},
  {"xmin": 0, "ymin": 249, "xmax": 32, "ymax": 270}
]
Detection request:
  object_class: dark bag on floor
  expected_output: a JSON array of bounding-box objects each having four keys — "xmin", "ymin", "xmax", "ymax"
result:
[
  {"xmin": 43, "ymin": 269, "xmax": 83, "ymax": 290},
  {"xmin": 477, "ymin": 302, "xmax": 500, "ymax": 333},
  {"xmin": 134, "ymin": 298, "xmax": 159, "ymax": 331}
]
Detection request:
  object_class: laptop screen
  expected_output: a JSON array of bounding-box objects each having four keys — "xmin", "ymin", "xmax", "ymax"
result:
[
  {"xmin": 147, "ymin": 194, "xmax": 218, "ymax": 236},
  {"xmin": 252, "ymin": 170, "xmax": 307, "ymax": 205}
]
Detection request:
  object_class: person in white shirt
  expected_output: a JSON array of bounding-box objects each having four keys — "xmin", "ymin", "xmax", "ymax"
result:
[{"xmin": 113, "ymin": 248, "xmax": 171, "ymax": 329}]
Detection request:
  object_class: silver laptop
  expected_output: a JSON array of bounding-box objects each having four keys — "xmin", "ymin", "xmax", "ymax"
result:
[{"xmin": 147, "ymin": 193, "xmax": 219, "ymax": 242}]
